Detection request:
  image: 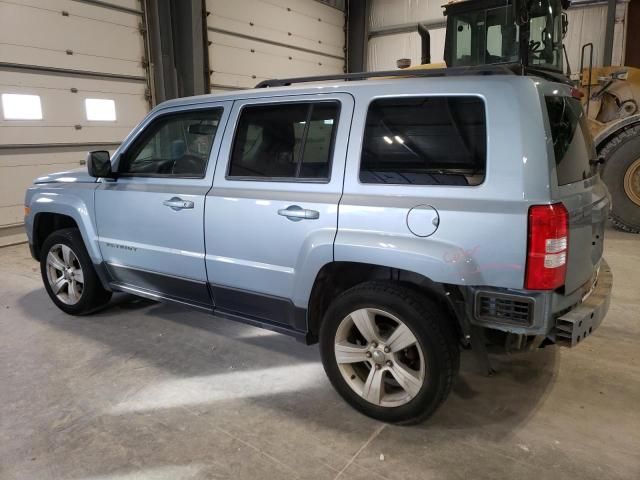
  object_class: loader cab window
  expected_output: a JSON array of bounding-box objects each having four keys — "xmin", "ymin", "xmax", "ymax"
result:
[
  {"xmin": 447, "ymin": 0, "xmax": 563, "ymax": 71},
  {"xmin": 527, "ymin": 0, "xmax": 563, "ymax": 70},
  {"xmin": 450, "ymin": 6, "xmax": 519, "ymax": 66}
]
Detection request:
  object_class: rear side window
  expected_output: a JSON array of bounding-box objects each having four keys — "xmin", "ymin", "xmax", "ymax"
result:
[
  {"xmin": 545, "ymin": 96, "xmax": 596, "ymax": 185},
  {"xmin": 360, "ymin": 97, "xmax": 486, "ymax": 186},
  {"xmin": 228, "ymin": 102, "xmax": 339, "ymax": 180}
]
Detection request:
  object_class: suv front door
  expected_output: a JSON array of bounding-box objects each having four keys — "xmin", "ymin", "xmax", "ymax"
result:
[
  {"xmin": 95, "ymin": 103, "xmax": 231, "ymax": 308},
  {"xmin": 205, "ymin": 94, "xmax": 353, "ymax": 335}
]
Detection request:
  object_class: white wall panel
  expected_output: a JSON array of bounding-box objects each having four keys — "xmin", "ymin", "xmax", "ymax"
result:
[
  {"xmin": 0, "ymin": 0, "xmax": 149, "ymax": 229},
  {"xmin": 0, "ymin": 71, "xmax": 147, "ymax": 145},
  {"xmin": 206, "ymin": 0, "xmax": 345, "ymax": 90},
  {"xmin": 0, "ymin": 153, "xmax": 81, "ymax": 223},
  {"xmin": 0, "ymin": 0, "xmax": 145, "ymax": 77},
  {"xmin": 368, "ymin": 33, "xmax": 421, "ymax": 71},
  {"xmin": 611, "ymin": 1, "xmax": 628, "ymax": 67},
  {"xmin": 367, "ymin": 27, "xmax": 445, "ymax": 71},
  {"xmin": 0, "ymin": 148, "xmax": 115, "ymax": 227},
  {"xmin": 209, "ymin": 32, "xmax": 344, "ymax": 89},
  {"xmin": 369, "ymin": 0, "xmax": 444, "ymax": 29},
  {"xmin": 97, "ymin": 0, "xmax": 142, "ymax": 12},
  {"xmin": 565, "ymin": 4, "xmax": 608, "ymax": 70},
  {"xmin": 206, "ymin": 0, "xmax": 344, "ymax": 58}
]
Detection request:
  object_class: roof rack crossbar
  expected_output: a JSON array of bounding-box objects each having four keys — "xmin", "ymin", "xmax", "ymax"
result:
[{"xmin": 255, "ymin": 65, "xmax": 516, "ymax": 88}]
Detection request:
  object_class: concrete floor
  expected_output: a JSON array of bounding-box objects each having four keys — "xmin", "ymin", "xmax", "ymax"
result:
[{"xmin": 0, "ymin": 228, "xmax": 639, "ymax": 480}]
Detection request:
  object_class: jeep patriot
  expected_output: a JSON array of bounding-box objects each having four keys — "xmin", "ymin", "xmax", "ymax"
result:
[{"xmin": 24, "ymin": 71, "xmax": 613, "ymax": 423}]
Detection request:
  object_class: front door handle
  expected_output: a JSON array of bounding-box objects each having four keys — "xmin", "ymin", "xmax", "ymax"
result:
[
  {"xmin": 277, "ymin": 205, "xmax": 320, "ymax": 222},
  {"xmin": 163, "ymin": 197, "xmax": 194, "ymax": 211}
]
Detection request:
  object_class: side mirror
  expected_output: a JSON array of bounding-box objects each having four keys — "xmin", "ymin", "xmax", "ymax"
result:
[{"xmin": 87, "ymin": 150, "xmax": 114, "ymax": 178}]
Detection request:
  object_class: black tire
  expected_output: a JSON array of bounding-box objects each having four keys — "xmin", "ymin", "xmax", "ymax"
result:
[
  {"xmin": 40, "ymin": 228, "xmax": 112, "ymax": 315},
  {"xmin": 319, "ymin": 281, "xmax": 459, "ymax": 424},
  {"xmin": 600, "ymin": 124, "xmax": 640, "ymax": 233}
]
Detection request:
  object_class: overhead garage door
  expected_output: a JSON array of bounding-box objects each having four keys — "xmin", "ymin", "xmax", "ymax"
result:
[
  {"xmin": 206, "ymin": 0, "xmax": 345, "ymax": 92},
  {"xmin": 0, "ymin": 0, "xmax": 150, "ymax": 244}
]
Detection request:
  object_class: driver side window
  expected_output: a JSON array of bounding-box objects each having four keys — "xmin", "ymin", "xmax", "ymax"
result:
[{"xmin": 119, "ymin": 109, "xmax": 222, "ymax": 177}]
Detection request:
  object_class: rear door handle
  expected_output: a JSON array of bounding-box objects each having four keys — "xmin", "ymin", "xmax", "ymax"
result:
[
  {"xmin": 163, "ymin": 197, "xmax": 194, "ymax": 211},
  {"xmin": 278, "ymin": 205, "xmax": 320, "ymax": 221}
]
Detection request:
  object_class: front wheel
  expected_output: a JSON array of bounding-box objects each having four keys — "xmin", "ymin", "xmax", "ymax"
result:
[
  {"xmin": 40, "ymin": 228, "xmax": 112, "ymax": 315},
  {"xmin": 319, "ymin": 282, "xmax": 459, "ymax": 424}
]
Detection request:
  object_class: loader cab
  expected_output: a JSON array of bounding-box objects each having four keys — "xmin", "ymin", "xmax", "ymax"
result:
[{"xmin": 443, "ymin": 0, "xmax": 569, "ymax": 75}]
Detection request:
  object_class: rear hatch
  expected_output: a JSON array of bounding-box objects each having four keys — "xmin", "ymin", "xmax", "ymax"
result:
[{"xmin": 545, "ymin": 94, "xmax": 610, "ymax": 295}]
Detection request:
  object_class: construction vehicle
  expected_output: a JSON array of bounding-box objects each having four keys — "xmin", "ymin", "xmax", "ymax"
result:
[{"xmin": 408, "ymin": 0, "xmax": 640, "ymax": 232}]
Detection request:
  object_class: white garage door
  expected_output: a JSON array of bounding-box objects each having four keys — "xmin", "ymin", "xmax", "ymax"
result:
[
  {"xmin": 206, "ymin": 0, "xmax": 345, "ymax": 92},
  {"xmin": 0, "ymin": 0, "xmax": 150, "ymax": 243}
]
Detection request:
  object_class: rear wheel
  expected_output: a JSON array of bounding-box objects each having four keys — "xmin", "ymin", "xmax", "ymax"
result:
[
  {"xmin": 40, "ymin": 228, "xmax": 111, "ymax": 315},
  {"xmin": 600, "ymin": 124, "xmax": 640, "ymax": 233},
  {"xmin": 319, "ymin": 282, "xmax": 459, "ymax": 424}
]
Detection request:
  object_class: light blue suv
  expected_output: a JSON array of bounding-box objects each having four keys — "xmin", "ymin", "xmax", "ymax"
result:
[{"xmin": 24, "ymin": 71, "xmax": 613, "ymax": 423}]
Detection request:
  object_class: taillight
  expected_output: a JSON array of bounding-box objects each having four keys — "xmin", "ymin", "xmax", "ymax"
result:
[{"xmin": 524, "ymin": 203, "xmax": 569, "ymax": 290}]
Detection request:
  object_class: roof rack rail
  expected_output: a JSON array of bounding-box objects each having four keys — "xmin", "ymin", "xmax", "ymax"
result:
[{"xmin": 255, "ymin": 65, "xmax": 517, "ymax": 88}]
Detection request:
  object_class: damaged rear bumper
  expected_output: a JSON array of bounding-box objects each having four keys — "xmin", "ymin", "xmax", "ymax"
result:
[{"xmin": 553, "ymin": 259, "xmax": 613, "ymax": 347}]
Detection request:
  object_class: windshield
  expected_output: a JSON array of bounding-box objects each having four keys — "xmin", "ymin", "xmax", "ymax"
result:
[{"xmin": 448, "ymin": 0, "xmax": 563, "ymax": 71}]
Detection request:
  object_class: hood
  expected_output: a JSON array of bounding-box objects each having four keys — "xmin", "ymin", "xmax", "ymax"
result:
[{"xmin": 34, "ymin": 167, "xmax": 97, "ymax": 184}]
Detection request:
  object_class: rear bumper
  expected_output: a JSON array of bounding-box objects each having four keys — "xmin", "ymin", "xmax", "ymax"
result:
[
  {"xmin": 468, "ymin": 259, "xmax": 613, "ymax": 344},
  {"xmin": 553, "ymin": 259, "xmax": 613, "ymax": 346}
]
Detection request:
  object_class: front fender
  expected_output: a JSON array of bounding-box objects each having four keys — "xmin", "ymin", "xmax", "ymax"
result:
[{"xmin": 26, "ymin": 183, "xmax": 101, "ymax": 263}]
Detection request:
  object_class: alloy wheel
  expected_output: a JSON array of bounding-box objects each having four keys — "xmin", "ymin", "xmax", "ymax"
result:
[
  {"xmin": 334, "ymin": 308, "xmax": 426, "ymax": 407},
  {"xmin": 45, "ymin": 244, "xmax": 84, "ymax": 305}
]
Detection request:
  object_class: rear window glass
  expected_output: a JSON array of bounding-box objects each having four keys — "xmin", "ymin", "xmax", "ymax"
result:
[
  {"xmin": 360, "ymin": 96, "xmax": 486, "ymax": 186},
  {"xmin": 545, "ymin": 96, "xmax": 596, "ymax": 185}
]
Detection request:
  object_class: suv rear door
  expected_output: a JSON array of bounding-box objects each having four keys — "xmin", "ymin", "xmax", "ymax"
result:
[
  {"xmin": 204, "ymin": 93, "xmax": 354, "ymax": 334},
  {"xmin": 544, "ymin": 90, "xmax": 610, "ymax": 294}
]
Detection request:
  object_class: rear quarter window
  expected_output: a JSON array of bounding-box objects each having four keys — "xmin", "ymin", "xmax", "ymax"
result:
[
  {"xmin": 545, "ymin": 96, "xmax": 596, "ymax": 185},
  {"xmin": 359, "ymin": 96, "xmax": 486, "ymax": 186}
]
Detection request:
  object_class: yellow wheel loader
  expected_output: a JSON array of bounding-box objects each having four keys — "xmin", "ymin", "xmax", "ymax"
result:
[
  {"xmin": 582, "ymin": 65, "xmax": 640, "ymax": 232},
  {"xmin": 405, "ymin": 0, "xmax": 640, "ymax": 232}
]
